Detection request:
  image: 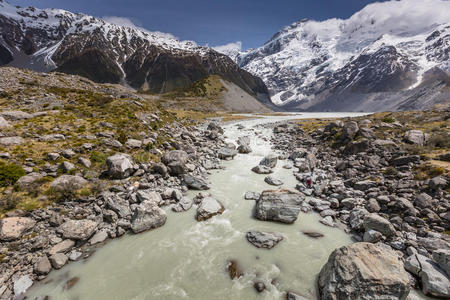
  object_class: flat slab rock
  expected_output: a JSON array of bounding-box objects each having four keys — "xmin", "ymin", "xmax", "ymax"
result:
[
  {"xmin": 246, "ymin": 231, "xmax": 283, "ymax": 249},
  {"xmin": 58, "ymin": 219, "xmax": 97, "ymax": 241},
  {"xmin": 0, "ymin": 217, "xmax": 36, "ymax": 241}
]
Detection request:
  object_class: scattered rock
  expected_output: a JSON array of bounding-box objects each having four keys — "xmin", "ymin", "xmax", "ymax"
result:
[
  {"xmin": 227, "ymin": 260, "xmax": 243, "ymax": 279},
  {"xmin": 13, "ymin": 275, "xmax": 33, "ymax": 296},
  {"xmin": 251, "ymin": 165, "xmax": 273, "ymax": 174},
  {"xmin": 264, "ymin": 176, "xmax": 283, "ymax": 186},
  {"xmin": 363, "ymin": 213, "xmax": 396, "ymax": 237},
  {"xmin": 246, "ymin": 231, "xmax": 283, "ymax": 249},
  {"xmin": 106, "ymin": 153, "xmax": 134, "ymax": 179},
  {"xmin": 259, "ymin": 154, "xmax": 278, "ymax": 168},
  {"xmin": 34, "ymin": 256, "xmax": 52, "ymax": 275},
  {"xmin": 131, "ymin": 201, "xmax": 167, "ymax": 233},
  {"xmin": 59, "ymin": 219, "xmax": 97, "ymax": 241},
  {"xmin": 89, "ymin": 230, "xmax": 108, "ymax": 245},
  {"xmin": 49, "ymin": 253, "xmax": 68, "ymax": 269},
  {"xmin": 196, "ymin": 197, "xmax": 225, "ymax": 221},
  {"xmin": 182, "ymin": 174, "xmax": 210, "ymax": 190},
  {"xmin": 302, "ymin": 231, "xmax": 324, "ymax": 239},
  {"xmin": 0, "ymin": 217, "xmax": 36, "ymax": 241}
]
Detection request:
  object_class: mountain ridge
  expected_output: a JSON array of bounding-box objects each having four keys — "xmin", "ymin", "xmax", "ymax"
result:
[
  {"xmin": 0, "ymin": 0, "xmax": 270, "ymax": 104},
  {"xmin": 230, "ymin": 0, "xmax": 450, "ymax": 111}
]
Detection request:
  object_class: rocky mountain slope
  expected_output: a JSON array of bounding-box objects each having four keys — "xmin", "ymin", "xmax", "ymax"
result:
[
  {"xmin": 0, "ymin": 0, "xmax": 270, "ymax": 104},
  {"xmin": 232, "ymin": 0, "xmax": 450, "ymax": 112}
]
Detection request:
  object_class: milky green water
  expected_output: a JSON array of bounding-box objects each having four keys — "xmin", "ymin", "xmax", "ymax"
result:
[{"xmin": 27, "ymin": 113, "xmax": 371, "ymax": 300}]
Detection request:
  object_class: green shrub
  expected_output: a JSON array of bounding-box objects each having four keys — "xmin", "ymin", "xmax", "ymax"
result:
[
  {"xmin": 381, "ymin": 116, "xmax": 395, "ymax": 123},
  {"xmin": 0, "ymin": 193, "xmax": 20, "ymax": 211},
  {"xmin": 427, "ymin": 132, "xmax": 450, "ymax": 148},
  {"xmin": 0, "ymin": 162, "xmax": 26, "ymax": 187}
]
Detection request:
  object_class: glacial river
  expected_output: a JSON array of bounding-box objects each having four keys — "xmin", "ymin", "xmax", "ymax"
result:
[{"xmin": 28, "ymin": 113, "xmax": 374, "ymax": 300}]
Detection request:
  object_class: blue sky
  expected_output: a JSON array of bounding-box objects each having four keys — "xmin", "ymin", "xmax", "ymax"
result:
[{"xmin": 9, "ymin": 0, "xmax": 386, "ymax": 49}]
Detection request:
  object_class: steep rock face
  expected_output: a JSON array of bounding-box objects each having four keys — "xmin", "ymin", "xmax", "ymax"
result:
[
  {"xmin": 234, "ymin": 0, "xmax": 450, "ymax": 111},
  {"xmin": 0, "ymin": 1, "xmax": 269, "ymax": 101}
]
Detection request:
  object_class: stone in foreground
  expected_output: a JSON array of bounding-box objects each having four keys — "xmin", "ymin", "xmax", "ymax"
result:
[
  {"xmin": 131, "ymin": 201, "xmax": 167, "ymax": 233},
  {"xmin": 182, "ymin": 174, "xmax": 210, "ymax": 190},
  {"xmin": 0, "ymin": 217, "xmax": 36, "ymax": 241},
  {"xmin": 254, "ymin": 189, "xmax": 303, "ymax": 224},
  {"xmin": 246, "ymin": 231, "xmax": 283, "ymax": 249},
  {"xmin": 58, "ymin": 219, "xmax": 97, "ymax": 241},
  {"xmin": 196, "ymin": 197, "xmax": 225, "ymax": 221},
  {"xmin": 405, "ymin": 254, "xmax": 450, "ymax": 298},
  {"xmin": 259, "ymin": 154, "xmax": 277, "ymax": 168},
  {"xmin": 106, "ymin": 153, "xmax": 134, "ymax": 179},
  {"xmin": 318, "ymin": 242, "xmax": 410, "ymax": 300}
]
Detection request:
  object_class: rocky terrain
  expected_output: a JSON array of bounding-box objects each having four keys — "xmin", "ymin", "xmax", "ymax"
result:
[
  {"xmin": 259, "ymin": 109, "xmax": 450, "ymax": 298},
  {"xmin": 0, "ymin": 0, "xmax": 270, "ymax": 103},
  {"xmin": 229, "ymin": 0, "xmax": 450, "ymax": 111},
  {"xmin": 0, "ymin": 66, "xmax": 252, "ymax": 298}
]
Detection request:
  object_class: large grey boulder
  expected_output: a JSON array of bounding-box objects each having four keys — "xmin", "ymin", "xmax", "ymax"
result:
[
  {"xmin": 50, "ymin": 175, "xmax": 87, "ymax": 192},
  {"xmin": 136, "ymin": 189, "xmax": 162, "ymax": 204},
  {"xmin": 48, "ymin": 239, "xmax": 75, "ymax": 255},
  {"xmin": 16, "ymin": 172, "xmax": 43, "ymax": 189},
  {"xmin": 342, "ymin": 121, "xmax": 359, "ymax": 140},
  {"xmin": 404, "ymin": 130, "xmax": 428, "ymax": 146},
  {"xmin": 0, "ymin": 136, "xmax": 24, "ymax": 145},
  {"xmin": 318, "ymin": 242, "xmax": 410, "ymax": 300},
  {"xmin": 405, "ymin": 254, "xmax": 450, "ymax": 298},
  {"xmin": 106, "ymin": 153, "xmax": 134, "ymax": 179},
  {"xmin": 131, "ymin": 201, "xmax": 167, "ymax": 233},
  {"xmin": 433, "ymin": 249, "xmax": 450, "ymax": 277},
  {"xmin": 207, "ymin": 122, "xmax": 223, "ymax": 134},
  {"xmin": 217, "ymin": 147, "xmax": 237, "ymax": 160},
  {"xmin": 104, "ymin": 192, "xmax": 132, "ymax": 218},
  {"xmin": 196, "ymin": 197, "xmax": 225, "ymax": 221},
  {"xmin": 254, "ymin": 189, "xmax": 303, "ymax": 224},
  {"xmin": 162, "ymin": 150, "xmax": 189, "ymax": 175},
  {"xmin": 0, "ymin": 217, "xmax": 36, "ymax": 241},
  {"xmin": 246, "ymin": 231, "xmax": 283, "ymax": 249},
  {"xmin": 259, "ymin": 154, "xmax": 277, "ymax": 168},
  {"xmin": 58, "ymin": 219, "xmax": 97, "ymax": 241},
  {"xmin": 237, "ymin": 144, "xmax": 252, "ymax": 154},
  {"xmin": 363, "ymin": 213, "xmax": 396, "ymax": 237},
  {"xmin": 182, "ymin": 174, "xmax": 210, "ymax": 190},
  {"xmin": 1, "ymin": 110, "xmax": 33, "ymax": 120},
  {"xmin": 237, "ymin": 136, "xmax": 250, "ymax": 146}
]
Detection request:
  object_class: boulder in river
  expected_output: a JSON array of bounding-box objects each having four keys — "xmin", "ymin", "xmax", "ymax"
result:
[
  {"xmin": 237, "ymin": 144, "xmax": 252, "ymax": 154},
  {"xmin": 254, "ymin": 189, "xmax": 303, "ymax": 224},
  {"xmin": 227, "ymin": 260, "xmax": 243, "ymax": 279},
  {"xmin": 302, "ymin": 231, "xmax": 324, "ymax": 239},
  {"xmin": 217, "ymin": 147, "xmax": 238, "ymax": 160},
  {"xmin": 182, "ymin": 174, "xmax": 210, "ymax": 190},
  {"xmin": 251, "ymin": 165, "xmax": 273, "ymax": 174},
  {"xmin": 259, "ymin": 154, "xmax": 277, "ymax": 168},
  {"xmin": 318, "ymin": 242, "xmax": 410, "ymax": 300},
  {"xmin": 131, "ymin": 201, "xmax": 167, "ymax": 233},
  {"xmin": 264, "ymin": 176, "xmax": 283, "ymax": 186},
  {"xmin": 246, "ymin": 231, "xmax": 283, "ymax": 249},
  {"xmin": 196, "ymin": 197, "xmax": 225, "ymax": 221}
]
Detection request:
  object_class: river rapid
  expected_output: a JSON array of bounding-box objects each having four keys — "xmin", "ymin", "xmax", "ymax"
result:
[{"xmin": 28, "ymin": 113, "xmax": 371, "ymax": 300}]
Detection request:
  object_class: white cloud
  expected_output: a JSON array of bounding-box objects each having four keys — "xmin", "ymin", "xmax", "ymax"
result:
[
  {"xmin": 213, "ymin": 41, "xmax": 242, "ymax": 57},
  {"xmin": 102, "ymin": 16, "xmax": 137, "ymax": 29}
]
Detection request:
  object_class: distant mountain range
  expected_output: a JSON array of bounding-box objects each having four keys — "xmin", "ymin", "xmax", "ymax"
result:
[
  {"xmin": 1, "ymin": 0, "xmax": 449, "ymax": 112},
  {"xmin": 0, "ymin": 0, "xmax": 270, "ymax": 106},
  {"xmin": 221, "ymin": 0, "xmax": 450, "ymax": 112}
]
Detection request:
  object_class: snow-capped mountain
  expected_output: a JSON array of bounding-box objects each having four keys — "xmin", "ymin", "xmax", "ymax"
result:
[
  {"xmin": 236, "ymin": 0, "xmax": 450, "ymax": 111},
  {"xmin": 0, "ymin": 0, "xmax": 269, "ymax": 100}
]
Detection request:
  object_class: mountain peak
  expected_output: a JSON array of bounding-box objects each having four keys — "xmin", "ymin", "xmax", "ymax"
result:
[{"xmin": 235, "ymin": 0, "xmax": 450, "ymax": 111}]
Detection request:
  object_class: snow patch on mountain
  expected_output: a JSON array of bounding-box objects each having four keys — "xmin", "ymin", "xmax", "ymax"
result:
[{"xmin": 237, "ymin": 0, "xmax": 450, "ymax": 107}]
